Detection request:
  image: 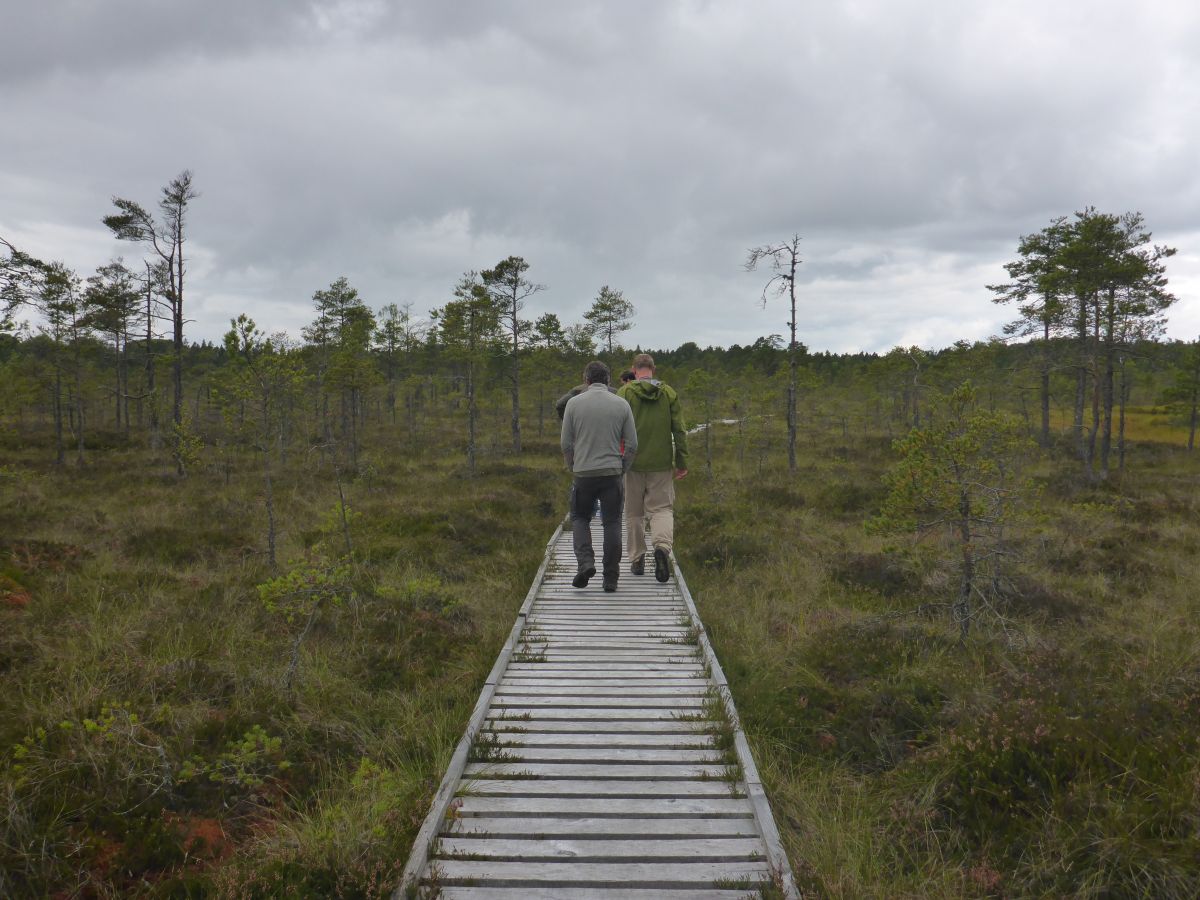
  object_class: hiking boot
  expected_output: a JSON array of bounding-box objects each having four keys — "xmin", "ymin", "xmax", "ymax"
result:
[
  {"xmin": 654, "ymin": 547, "xmax": 671, "ymax": 583},
  {"xmin": 602, "ymin": 575, "xmax": 618, "ymax": 593},
  {"xmin": 630, "ymin": 554, "xmax": 645, "ymax": 576},
  {"xmin": 572, "ymin": 566, "xmax": 596, "ymax": 588}
]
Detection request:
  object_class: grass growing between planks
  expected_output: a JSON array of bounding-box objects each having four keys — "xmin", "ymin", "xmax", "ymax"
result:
[
  {"xmin": 0, "ymin": 424, "xmax": 568, "ymax": 898},
  {"xmin": 679, "ymin": 424, "xmax": 1200, "ymax": 899}
]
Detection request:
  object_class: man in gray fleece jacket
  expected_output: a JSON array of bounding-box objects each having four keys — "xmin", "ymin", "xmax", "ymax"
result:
[{"xmin": 561, "ymin": 360, "xmax": 638, "ymax": 592}]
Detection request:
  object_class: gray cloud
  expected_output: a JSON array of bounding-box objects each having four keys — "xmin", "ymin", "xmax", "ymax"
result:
[{"xmin": 3, "ymin": 0, "xmax": 1199, "ymax": 351}]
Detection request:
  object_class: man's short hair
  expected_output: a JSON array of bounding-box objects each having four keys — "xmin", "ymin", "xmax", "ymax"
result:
[
  {"xmin": 584, "ymin": 360, "xmax": 611, "ymax": 385},
  {"xmin": 619, "ymin": 370, "xmax": 635, "ymax": 383},
  {"xmin": 631, "ymin": 353, "xmax": 655, "ymax": 372}
]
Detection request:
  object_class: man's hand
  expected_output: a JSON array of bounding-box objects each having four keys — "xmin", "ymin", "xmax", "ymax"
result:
[{"xmin": 674, "ymin": 468, "xmax": 688, "ymax": 480}]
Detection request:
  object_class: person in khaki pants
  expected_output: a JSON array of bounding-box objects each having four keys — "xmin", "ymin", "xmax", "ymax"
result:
[{"xmin": 618, "ymin": 353, "xmax": 688, "ymax": 582}]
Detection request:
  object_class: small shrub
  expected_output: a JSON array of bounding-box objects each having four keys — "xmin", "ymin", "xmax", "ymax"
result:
[{"xmin": 830, "ymin": 551, "xmax": 920, "ymax": 597}]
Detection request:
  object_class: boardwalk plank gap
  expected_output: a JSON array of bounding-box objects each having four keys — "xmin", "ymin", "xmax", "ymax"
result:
[{"xmin": 396, "ymin": 522, "xmax": 797, "ymax": 899}]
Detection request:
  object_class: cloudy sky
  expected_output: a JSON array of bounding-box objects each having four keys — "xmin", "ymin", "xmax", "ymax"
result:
[{"xmin": 3, "ymin": 0, "xmax": 1199, "ymax": 353}]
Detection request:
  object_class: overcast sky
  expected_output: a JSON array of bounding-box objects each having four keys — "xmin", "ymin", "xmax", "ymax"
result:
[{"xmin": 3, "ymin": 0, "xmax": 1199, "ymax": 353}]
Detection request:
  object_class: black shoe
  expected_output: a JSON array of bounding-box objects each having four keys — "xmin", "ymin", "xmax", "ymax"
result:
[
  {"xmin": 630, "ymin": 555, "xmax": 645, "ymax": 576},
  {"xmin": 603, "ymin": 576, "xmax": 618, "ymax": 593},
  {"xmin": 572, "ymin": 566, "xmax": 596, "ymax": 588},
  {"xmin": 654, "ymin": 547, "xmax": 671, "ymax": 583}
]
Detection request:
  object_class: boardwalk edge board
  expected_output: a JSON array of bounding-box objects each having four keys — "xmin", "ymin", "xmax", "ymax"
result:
[
  {"xmin": 674, "ymin": 561, "xmax": 800, "ymax": 899},
  {"xmin": 395, "ymin": 520, "xmax": 798, "ymax": 899}
]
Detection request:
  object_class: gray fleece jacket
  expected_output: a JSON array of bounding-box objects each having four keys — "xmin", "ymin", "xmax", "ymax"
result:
[{"xmin": 561, "ymin": 383, "xmax": 638, "ymax": 477}]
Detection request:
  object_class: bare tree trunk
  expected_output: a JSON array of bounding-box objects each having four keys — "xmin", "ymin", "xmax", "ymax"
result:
[
  {"xmin": 1117, "ymin": 357, "xmax": 1130, "ymax": 472},
  {"xmin": 704, "ymin": 404, "xmax": 713, "ymax": 475},
  {"xmin": 786, "ymin": 257, "xmax": 798, "ymax": 473},
  {"xmin": 145, "ymin": 268, "xmax": 159, "ymax": 450},
  {"xmin": 263, "ymin": 449, "xmax": 277, "ymax": 569},
  {"xmin": 1099, "ymin": 290, "xmax": 1116, "ymax": 478},
  {"xmin": 1040, "ymin": 320, "xmax": 1051, "ymax": 447},
  {"xmin": 52, "ymin": 369, "xmax": 65, "ymax": 465},
  {"xmin": 74, "ymin": 347, "xmax": 85, "ymax": 467},
  {"xmin": 957, "ymin": 491, "xmax": 973, "ymax": 641},
  {"xmin": 1188, "ymin": 384, "xmax": 1198, "ymax": 452},
  {"xmin": 334, "ymin": 464, "xmax": 354, "ymax": 556},
  {"xmin": 114, "ymin": 334, "xmax": 123, "ymax": 430},
  {"xmin": 121, "ymin": 328, "xmax": 131, "ymax": 434},
  {"xmin": 284, "ymin": 601, "xmax": 322, "ymax": 692},
  {"xmin": 1074, "ymin": 302, "xmax": 1088, "ymax": 461},
  {"xmin": 510, "ymin": 346, "xmax": 522, "ymax": 454},
  {"xmin": 467, "ymin": 363, "xmax": 477, "ymax": 475}
]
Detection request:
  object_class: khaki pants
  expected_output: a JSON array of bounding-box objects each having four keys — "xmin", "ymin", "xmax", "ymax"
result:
[{"xmin": 625, "ymin": 470, "xmax": 675, "ymax": 561}]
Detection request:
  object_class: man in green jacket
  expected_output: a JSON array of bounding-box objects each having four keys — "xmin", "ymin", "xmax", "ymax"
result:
[{"xmin": 618, "ymin": 353, "xmax": 688, "ymax": 583}]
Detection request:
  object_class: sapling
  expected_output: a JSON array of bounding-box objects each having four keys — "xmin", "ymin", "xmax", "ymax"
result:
[
  {"xmin": 870, "ymin": 382, "xmax": 1037, "ymax": 640},
  {"xmin": 216, "ymin": 315, "xmax": 307, "ymax": 567},
  {"xmin": 258, "ymin": 549, "xmax": 355, "ymax": 692}
]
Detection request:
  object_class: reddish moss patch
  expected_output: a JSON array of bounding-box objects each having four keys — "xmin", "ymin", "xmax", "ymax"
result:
[
  {"xmin": 166, "ymin": 813, "xmax": 230, "ymax": 862},
  {"xmin": 1, "ymin": 573, "xmax": 31, "ymax": 610},
  {"xmin": 2, "ymin": 539, "xmax": 88, "ymax": 574}
]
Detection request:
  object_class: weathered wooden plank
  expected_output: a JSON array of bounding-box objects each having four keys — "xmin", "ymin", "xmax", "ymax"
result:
[
  {"xmin": 487, "ymin": 713, "xmax": 705, "ymax": 725},
  {"xmin": 534, "ymin": 640, "xmax": 693, "ymax": 647},
  {"xmin": 445, "ymin": 816, "xmax": 760, "ymax": 838},
  {"xmin": 535, "ymin": 598, "xmax": 682, "ymax": 604},
  {"xmin": 495, "ymin": 686, "xmax": 708, "ymax": 697},
  {"xmin": 436, "ymin": 889, "xmax": 756, "ymax": 900},
  {"xmin": 477, "ymin": 732, "xmax": 716, "ymax": 748},
  {"xmin": 532, "ymin": 613, "xmax": 685, "ymax": 619},
  {"xmin": 484, "ymin": 720, "xmax": 719, "ymax": 733},
  {"xmin": 504, "ymin": 665, "xmax": 705, "ymax": 675},
  {"xmin": 436, "ymin": 837, "xmax": 765, "ymax": 860},
  {"xmin": 490, "ymin": 696, "xmax": 706, "ymax": 708},
  {"xmin": 459, "ymin": 779, "xmax": 743, "ymax": 797},
  {"xmin": 508, "ymin": 657, "xmax": 699, "ymax": 664},
  {"xmin": 499, "ymin": 681, "xmax": 710, "ymax": 686},
  {"xmin": 523, "ymin": 661, "xmax": 699, "ymax": 669},
  {"xmin": 525, "ymin": 651, "xmax": 697, "ymax": 659},
  {"xmin": 530, "ymin": 619, "xmax": 685, "ymax": 625},
  {"xmin": 471, "ymin": 747, "xmax": 724, "ymax": 763},
  {"xmin": 499, "ymin": 679, "xmax": 711, "ymax": 689},
  {"xmin": 517, "ymin": 650, "xmax": 695, "ymax": 658},
  {"xmin": 430, "ymin": 860, "xmax": 770, "ymax": 887},
  {"xmin": 462, "ymin": 762, "xmax": 734, "ymax": 779},
  {"xmin": 533, "ymin": 629, "xmax": 688, "ymax": 635},
  {"xmin": 530, "ymin": 628, "xmax": 690, "ymax": 635},
  {"xmin": 529, "ymin": 619, "xmax": 687, "ymax": 624},
  {"xmin": 532, "ymin": 619, "xmax": 685, "ymax": 624},
  {"xmin": 532, "ymin": 631, "xmax": 692, "ymax": 638},
  {"xmin": 528, "ymin": 643, "xmax": 691, "ymax": 648},
  {"xmin": 534, "ymin": 599, "xmax": 683, "ymax": 606},
  {"xmin": 453, "ymin": 796, "xmax": 755, "ymax": 817},
  {"xmin": 533, "ymin": 617, "xmax": 686, "ymax": 623},
  {"xmin": 502, "ymin": 675, "xmax": 704, "ymax": 683},
  {"xmin": 499, "ymin": 681, "xmax": 705, "ymax": 689},
  {"xmin": 529, "ymin": 611, "xmax": 686, "ymax": 618}
]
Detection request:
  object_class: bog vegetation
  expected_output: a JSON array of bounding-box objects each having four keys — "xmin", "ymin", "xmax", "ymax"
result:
[{"xmin": 2, "ymin": 189, "xmax": 1199, "ymax": 897}]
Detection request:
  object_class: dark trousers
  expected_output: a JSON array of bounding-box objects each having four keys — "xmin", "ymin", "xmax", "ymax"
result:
[{"xmin": 571, "ymin": 475, "xmax": 624, "ymax": 578}]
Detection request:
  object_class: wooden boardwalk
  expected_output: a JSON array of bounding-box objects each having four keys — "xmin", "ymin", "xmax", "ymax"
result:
[{"xmin": 397, "ymin": 522, "xmax": 797, "ymax": 899}]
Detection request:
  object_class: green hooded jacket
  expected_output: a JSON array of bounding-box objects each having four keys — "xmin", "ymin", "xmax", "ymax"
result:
[{"xmin": 618, "ymin": 378, "xmax": 689, "ymax": 473}]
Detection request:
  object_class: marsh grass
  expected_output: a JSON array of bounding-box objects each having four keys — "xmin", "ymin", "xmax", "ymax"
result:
[
  {"xmin": 2, "ymin": 409, "xmax": 1199, "ymax": 897},
  {"xmin": 680, "ymin": 426, "xmax": 1200, "ymax": 898},
  {"xmin": 0, "ymin": 422, "xmax": 565, "ymax": 898}
]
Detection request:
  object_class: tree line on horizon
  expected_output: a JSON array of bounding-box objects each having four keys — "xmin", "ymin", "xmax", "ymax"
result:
[{"xmin": 3, "ymin": 172, "xmax": 1199, "ymax": 483}]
